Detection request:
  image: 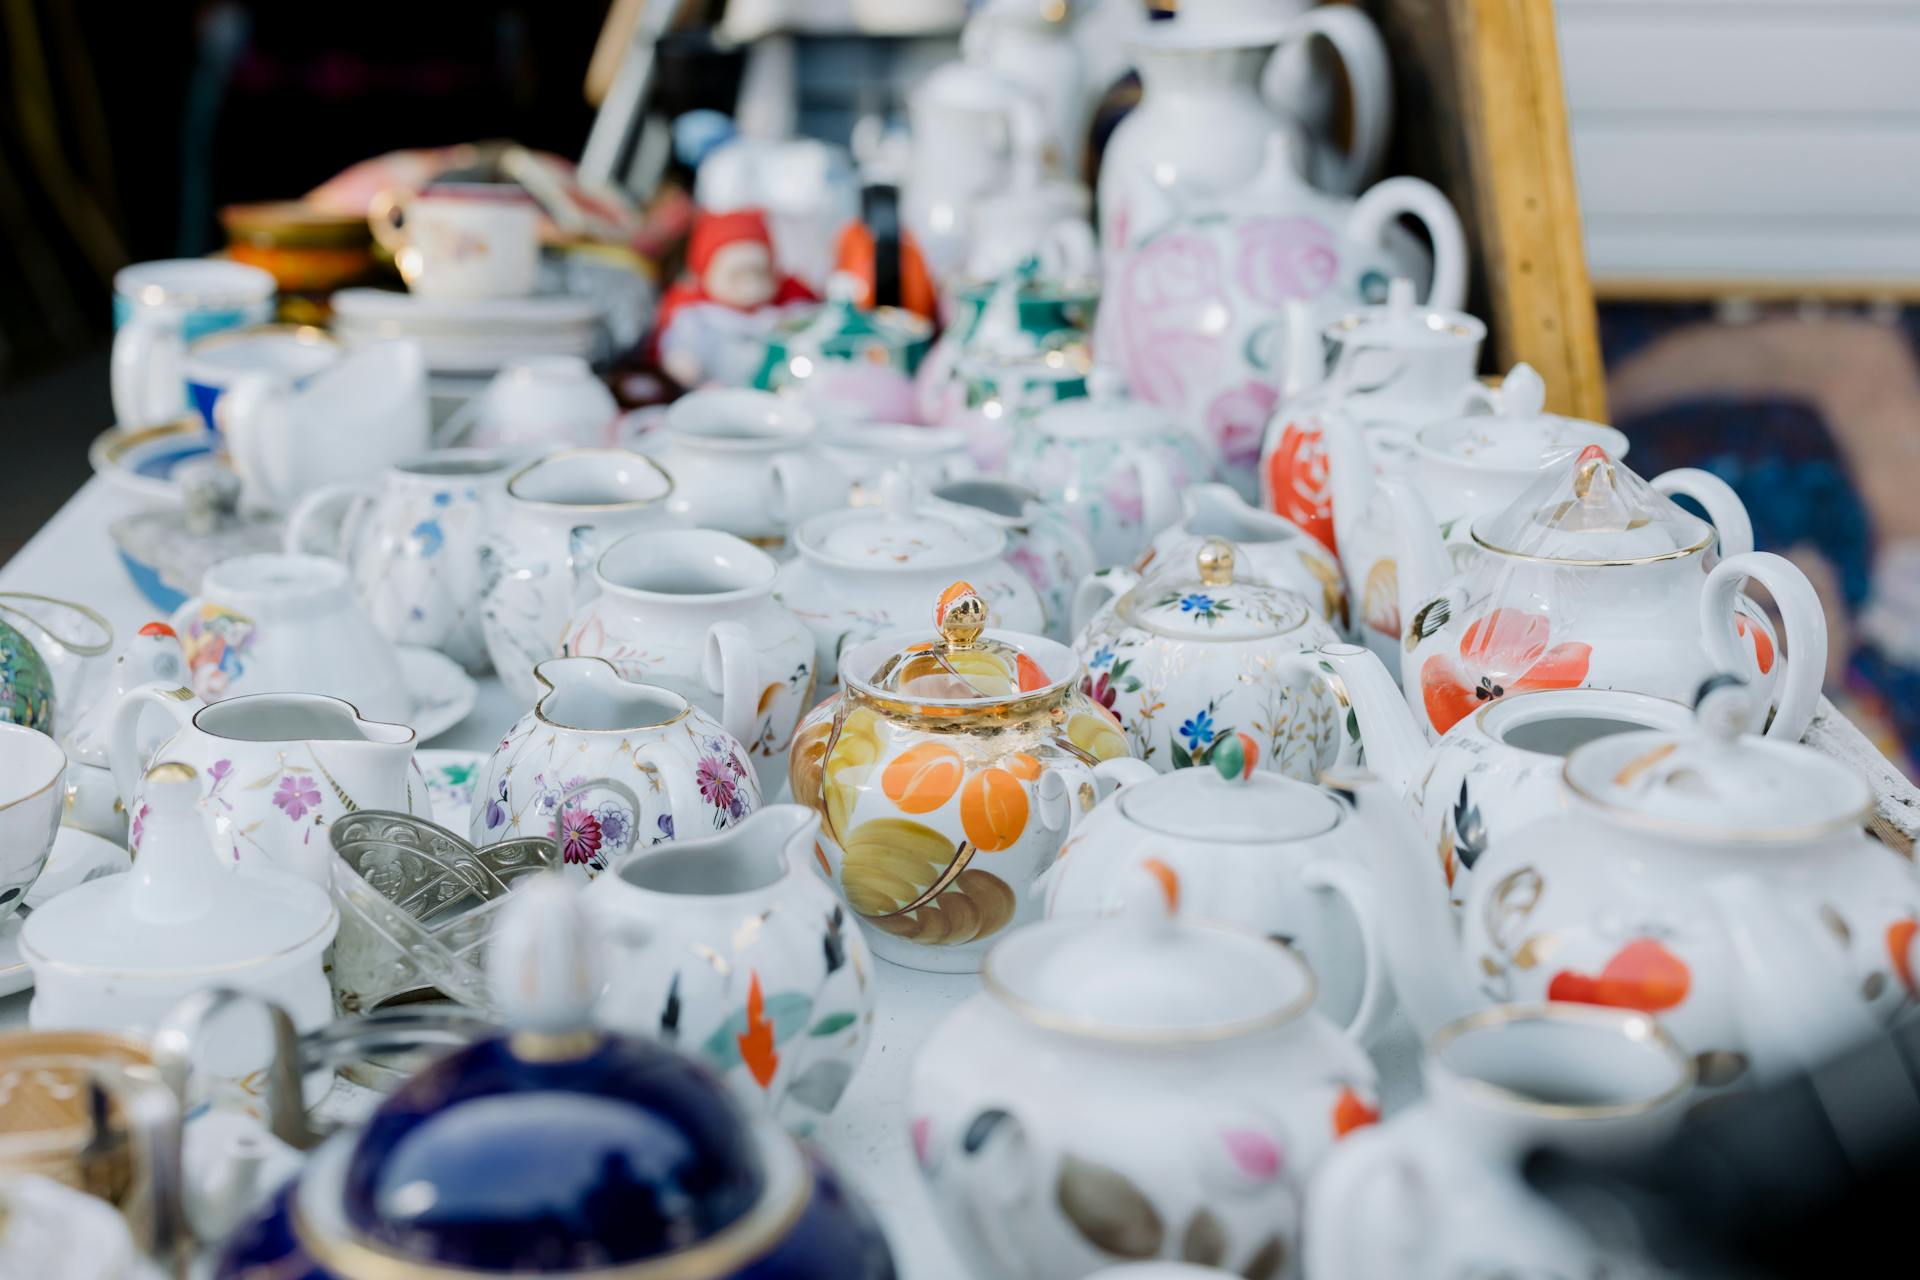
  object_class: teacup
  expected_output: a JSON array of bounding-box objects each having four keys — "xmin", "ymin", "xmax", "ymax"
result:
[
  {"xmin": 221, "ymin": 338, "xmax": 432, "ymax": 512},
  {"xmin": 0, "ymin": 723, "xmax": 66, "ymax": 923},
  {"xmin": 110, "ymin": 259, "xmax": 275, "ymax": 428},
  {"xmin": 369, "ymin": 182, "xmax": 540, "ymax": 300},
  {"xmin": 170, "ymin": 553, "xmax": 410, "ymax": 723},
  {"xmin": 181, "ymin": 324, "xmax": 340, "ymax": 435}
]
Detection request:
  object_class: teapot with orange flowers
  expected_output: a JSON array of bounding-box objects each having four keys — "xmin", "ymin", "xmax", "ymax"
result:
[
  {"xmin": 1344, "ymin": 676, "xmax": 1920, "ymax": 1093},
  {"xmin": 787, "ymin": 582, "xmax": 1135, "ymax": 974}
]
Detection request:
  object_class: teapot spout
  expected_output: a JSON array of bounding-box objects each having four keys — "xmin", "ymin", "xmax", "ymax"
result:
[
  {"xmin": 1323, "ymin": 768, "xmax": 1479, "ymax": 1039},
  {"xmin": 1378, "ymin": 477, "xmax": 1452, "ymax": 639},
  {"xmin": 1318, "ymin": 644, "xmax": 1426, "ymax": 802},
  {"xmin": 1321, "ymin": 399, "xmax": 1375, "ymax": 558}
]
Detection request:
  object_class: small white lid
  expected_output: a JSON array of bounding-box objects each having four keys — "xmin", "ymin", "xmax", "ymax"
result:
[
  {"xmin": 1415, "ymin": 364, "xmax": 1627, "ymax": 472},
  {"xmin": 1118, "ymin": 762, "xmax": 1343, "ymax": 844},
  {"xmin": 1119, "ymin": 538, "xmax": 1314, "ymax": 641},
  {"xmin": 795, "ymin": 473, "xmax": 1005, "ymax": 571},
  {"xmin": 1473, "ymin": 445, "xmax": 1717, "ymax": 563}
]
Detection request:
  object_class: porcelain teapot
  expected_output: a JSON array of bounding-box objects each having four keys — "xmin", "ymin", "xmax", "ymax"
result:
[
  {"xmin": 1097, "ymin": 135, "xmax": 1467, "ymax": 496},
  {"xmin": 909, "ymin": 889, "xmax": 1380, "ymax": 1279},
  {"xmin": 786, "ymin": 583, "xmax": 1132, "ymax": 973},
  {"xmin": 653, "ymin": 388, "xmax": 818, "ymax": 550},
  {"xmin": 1072, "ymin": 537, "xmax": 1347, "ymax": 779},
  {"xmin": 1390, "ymin": 444, "xmax": 1826, "ymax": 742},
  {"xmin": 924, "ymin": 477, "xmax": 1098, "ymax": 643},
  {"xmin": 1321, "ymin": 642, "xmax": 1691, "ymax": 903},
  {"xmin": 1344, "ymin": 677, "xmax": 1920, "ymax": 1091},
  {"xmin": 60, "ymin": 620, "xmax": 186, "ymax": 843},
  {"xmin": 1259, "ymin": 281, "xmax": 1487, "ymax": 566},
  {"xmin": 110, "ymin": 686, "xmax": 421, "ymax": 885},
  {"xmin": 1326, "ymin": 363, "xmax": 1623, "ymax": 667},
  {"xmin": 1125, "ymin": 483, "xmax": 1347, "ymax": 630}
]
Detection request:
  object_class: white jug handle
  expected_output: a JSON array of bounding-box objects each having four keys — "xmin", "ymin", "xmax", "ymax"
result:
[
  {"xmin": 1652, "ymin": 467, "xmax": 1754, "ymax": 558},
  {"xmin": 769, "ymin": 452, "xmax": 833, "ymax": 529},
  {"xmin": 1346, "ymin": 178, "xmax": 1469, "ymax": 314},
  {"xmin": 221, "ymin": 371, "xmax": 294, "ymax": 511},
  {"xmin": 1070, "ymin": 567, "xmax": 1138, "ymax": 636},
  {"xmin": 634, "ymin": 739, "xmax": 728, "ymax": 842},
  {"xmin": 1700, "ymin": 551, "xmax": 1827, "ymax": 743},
  {"xmin": 703, "ymin": 621, "xmax": 761, "ymax": 748},
  {"xmin": 111, "ymin": 312, "xmax": 186, "ymax": 428},
  {"xmin": 110, "ymin": 682, "xmax": 202, "ymax": 806},
  {"xmin": 1125, "ymin": 447, "xmax": 1180, "ymax": 550},
  {"xmin": 284, "ymin": 481, "xmax": 376, "ymax": 558},
  {"xmin": 1270, "ymin": 4, "xmax": 1393, "ymax": 196},
  {"xmin": 1302, "ymin": 1126, "xmax": 1428, "ymax": 1280},
  {"xmin": 1300, "ymin": 857, "xmax": 1393, "ymax": 1045}
]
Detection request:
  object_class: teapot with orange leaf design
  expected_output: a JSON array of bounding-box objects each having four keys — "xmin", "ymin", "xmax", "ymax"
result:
[
  {"xmin": 786, "ymin": 582, "xmax": 1135, "ymax": 973},
  {"xmin": 1342, "ymin": 675, "xmax": 1920, "ymax": 1093},
  {"xmin": 1388, "ymin": 443, "xmax": 1827, "ymax": 744}
]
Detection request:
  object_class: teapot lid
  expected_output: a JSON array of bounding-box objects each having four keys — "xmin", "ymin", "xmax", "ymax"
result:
[
  {"xmin": 1563, "ymin": 677, "xmax": 1872, "ymax": 841},
  {"xmin": 1415, "ymin": 365, "xmax": 1627, "ymax": 472},
  {"xmin": 795, "ymin": 472, "xmax": 1007, "ymax": 571},
  {"xmin": 1323, "ymin": 277, "xmax": 1485, "ymax": 352},
  {"xmin": 1117, "ymin": 741, "xmax": 1345, "ymax": 843},
  {"xmin": 1119, "ymin": 537, "xmax": 1316, "ymax": 640},
  {"xmin": 1030, "ymin": 369, "xmax": 1168, "ymax": 441},
  {"xmin": 1472, "ymin": 445, "xmax": 1717, "ymax": 563},
  {"xmin": 19, "ymin": 761, "xmax": 336, "ymax": 973},
  {"xmin": 844, "ymin": 581, "xmax": 1072, "ymax": 708},
  {"xmin": 982, "ymin": 878, "xmax": 1316, "ymax": 1040},
  {"xmin": 332, "ymin": 876, "xmax": 803, "ymax": 1273}
]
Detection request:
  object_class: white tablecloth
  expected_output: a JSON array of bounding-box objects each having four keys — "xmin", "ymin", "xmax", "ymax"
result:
[{"xmin": 0, "ymin": 475, "xmax": 1426, "ymax": 1278}]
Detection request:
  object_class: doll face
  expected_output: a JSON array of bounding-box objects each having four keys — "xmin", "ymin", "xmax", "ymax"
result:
[{"xmin": 704, "ymin": 240, "xmax": 776, "ymax": 309}]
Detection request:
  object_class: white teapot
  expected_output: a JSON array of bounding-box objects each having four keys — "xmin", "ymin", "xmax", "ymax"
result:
[
  {"xmin": 1389, "ymin": 444, "xmax": 1825, "ymax": 742},
  {"xmin": 1125, "ymin": 483, "xmax": 1346, "ymax": 630},
  {"xmin": 910, "ymin": 896, "xmax": 1380, "ymax": 1278},
  {"xmin": 1096, "ymin": 135, "xmax": 1466, "ymax": 495},
  {"xmin": 1348, "ymin": 676, "xmax": 1920, "ymax": 1090}
]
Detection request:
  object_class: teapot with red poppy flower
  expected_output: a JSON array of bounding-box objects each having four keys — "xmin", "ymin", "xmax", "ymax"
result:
[
  {"xmin": 1389, "ymin": 444, "xmax": 1827, "ymax": 744},
  {"xmin": 1342, "ymin": 676, "xmax": 1920, "ymax": 1091}
]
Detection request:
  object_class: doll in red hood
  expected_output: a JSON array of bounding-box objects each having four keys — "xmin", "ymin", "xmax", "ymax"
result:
[{"xmin": 651, "ymin": 208, "xmax": 818, "ymax": 389}]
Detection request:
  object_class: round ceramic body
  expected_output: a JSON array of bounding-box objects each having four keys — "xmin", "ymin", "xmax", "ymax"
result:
[
  {"xmin": 469, "ymin": 658, "xmax": 762, "ymax": 876},
  {"xmin": 0, "ymin": 724, "xmax": 66, "ymax": 923},
  {"xmin": 560, "ymin": 531, "xmax": 817, "ymax": 798},
  {"xmin": 1012, "ymin": 394, "xmax": 1209, "ymax": 570},
  {"xmin": 787, "ymin": 608, "xmax": 1132, "ymax": 973},
  {"xmin": 1324, "ymin": 644, "xmax": 1694, "ymax": 904},
  {"xmin": 181, "ymin": 323, "xmax": 341, "ymax": 435},
  {"xmin": 1098, "ymin": 134, "xmax": 1465, "ymax": 496},
  {"xmin": 109, "ymin": 689, "xmax": 421, "ymax": 884},
  {"xmin": 925, "ymin": 478, "xmax": 1097, "ymax": 643},
  {"xmin": 470, "ymin": 355, "xmax": 618, "ymax": 453},
  {"xmin": 285, "ymin": 450, "xmax": 516, "ymax": 673},
  {"xmin": 654, "ymin": 388, "xmax": 819, "ymax": 550},
  {"xmin": 773, "ymin": 494, "xmax": 1045, "ymax": 695},
  {"xmin": 1044, "ymin": 764, "xmax": 1393, "ymax": 1040},
  {"xmin": 944, "ymin": 347, "xmax": 1091, "ymax": 474},
  {"xmin": 1131, "ymin": 484, "xmax": 1347, "ymax": 629},
  {"xmin": 916, "ymin": 273, "xmax": 1099, "ymax": 437},
  {"xmin": 0, "ymin": 615, "xmax": 58, "ymax": 733},
  {"xmin": 110, "ymin": 259, "xmax": 276, "ymax": 428},
  {"xmin": 1306, "ymin": 1006, "xmax": 1692, "ymax": 1278},
  {"xmin": 769, "ymin": 422, "xmax": 976, "ymax": 528},
  {"xmin": 171, "ymin": 553, "xmax": 410, "ymax": 723},
  {"xmin": 586, "ymin": 807, "xmax": 874, "ymax": 1129},
  {"xmin": 911, "ymin": 916, "xmax": 1379, "ymax": 1279},
  {"xmin": 752, "ymin": 301, "xmax": 932, "ymax": 423},
  {"xmin": 1072, "ymin": 544, "xmax": 1346, "ymax": 779},
  {"xmin": 58, "ymin": 622, "xmax": 188, "ymax": 845},
  {"xmin": 479, "ymin": 448, "xmax": 678, "ymax": 708}
]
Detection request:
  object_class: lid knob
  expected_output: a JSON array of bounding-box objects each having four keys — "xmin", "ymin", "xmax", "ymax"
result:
[
  {"xmin": 1385, "ymin": 276, "xmax": 1416, "ymax": 321},
  {"xmin": 1196, "ymin": 538, "xmax": 1236, "ymax": 587},
  {"xmin": 935, "ymin": 581, "xmax": 987, "ymax": 649},
  {"xmin": 128, "ymin": 761, "xmax": 218, "ymax": 926},
  {"xmin": 1572, "ymin": 444, "xmax": 1617, "ymax": 504},
  {"xmin": 1210, "ymin": 732, "xmax": 1260, "ymax": 782},
  {"xmin": 1496, "ymin": 363, "xmax": 1547, "ymax": 420}
]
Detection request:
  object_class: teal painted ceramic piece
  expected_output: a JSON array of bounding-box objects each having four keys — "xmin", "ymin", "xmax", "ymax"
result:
[{"xmin": 0, "ymin": 618, "xmax": 55, "ymax": 733}]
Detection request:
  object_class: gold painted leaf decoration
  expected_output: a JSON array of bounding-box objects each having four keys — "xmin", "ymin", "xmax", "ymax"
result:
[{"xmin": 1056, "ymin": 1154, "xmax": 1164, "ymax": 1259}]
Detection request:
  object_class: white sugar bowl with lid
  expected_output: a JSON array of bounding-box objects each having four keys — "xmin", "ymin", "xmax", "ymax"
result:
[
  {"xmin": 909, "ymin": 899, "xmax": 1381, "ymax": 1279},
  {"xmin": 773, "ymin": 474, "xmax": 1045, "ymax": 694},
  {"xmin": 1043, "ymin": 744, "xmax": 1393, "ymax": 1044},
  {"xmin": 1071, "ymin": 537, "xmax": 1347, "ymax": 778}
]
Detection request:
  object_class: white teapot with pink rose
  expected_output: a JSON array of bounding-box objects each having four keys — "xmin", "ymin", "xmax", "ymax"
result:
[{"xmin": 1096, "ymin": 133, "xmax": 1466, "ymax": 498}]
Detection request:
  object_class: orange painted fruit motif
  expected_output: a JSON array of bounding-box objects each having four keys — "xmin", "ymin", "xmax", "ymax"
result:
[
  {"xmin": 961, "ymin": 768, "xmax": 1029, "ymax": 852},
  {"xmin": 1546, "ymin": 937, "xmax": 1690, "ymax": 1013},
  {"xmin": 881, "ymin": 741, "xmax": 966, "ymax": 814}
]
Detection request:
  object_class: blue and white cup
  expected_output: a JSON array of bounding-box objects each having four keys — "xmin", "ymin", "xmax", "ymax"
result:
[
  {"xmin": 110, "ymin": 259, "xmax": 275, "ymax": 428},
  {"xmin": 182, "ymin": 324, "xmax": 342, "ymax": 434}
]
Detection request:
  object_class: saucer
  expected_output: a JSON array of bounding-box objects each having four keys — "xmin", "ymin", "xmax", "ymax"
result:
[
  {"xmin": 414, "ymin": 749, "xmax": 486, "ymax": 830},
  {"xmin": 88, "ymin": 418, "xmax": 222, "ymax": 504},
  {"xmin": 0, "ymin": 827, "xmax": 137, "ymax": 997},
  {"xmin": 331, "ymin": 288, "xmax": 604, "ymax": 375},
  {"xmin": 400, "ymin": 647, "xmax": 479, "ymax": 742}
]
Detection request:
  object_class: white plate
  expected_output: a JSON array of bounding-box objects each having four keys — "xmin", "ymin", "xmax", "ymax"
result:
[
  {"xmin": 88, "ymin": 419, "xmax": 223, "ymax": 504},
  {"xmin": 331, "ymin": 287, "xmax": 602, "ymax": 329},
  {"xmin": 413, "ymin": 749, "xmax": 486, "ymax": 832},
  {"xmin": 399, "ymin": 647, "xmax": 478, "ymax": 743}
]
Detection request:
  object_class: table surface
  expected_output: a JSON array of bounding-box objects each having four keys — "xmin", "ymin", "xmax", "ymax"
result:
[{"xmin": 0, "ymin": 475, "xmax": 1427, "ymax": 1279}]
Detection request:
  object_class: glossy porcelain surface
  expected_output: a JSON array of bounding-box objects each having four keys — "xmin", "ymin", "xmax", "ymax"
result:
[
  {"xmin": 110, "ymin": 259, "xmax": 276, "ymax": 428},
  {"xmin": 925, "ymin": 477, "xmax": 1097, "ymax": 643},
  {"xmin": 656, "ymin": 387, "xmax": 820, "ymax": 549},
  {"xmin": 1129, "ymin": 484, "xmax": 1346, "ymax": 629},
  {"xmin": 0, "ymin": 724, "xmax": 67, "ymax": 924},
  {"xmin": 770, "ymin": 422, "xmax": 976, "ymax": 528},
  {"xmin": 471, "ymin": 354, "xmax": 618, "ymax": 452}
]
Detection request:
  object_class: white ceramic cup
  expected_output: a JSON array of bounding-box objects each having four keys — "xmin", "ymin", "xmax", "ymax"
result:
[
  {"xmin": 0, "ymin": 724, "xmax": 66, "ymax": 924},
  {"xmin": 110, "ymin": 260, "xmax": 275, "ymax": 428},
  {"xmin": 182, "ymin": 324, "xmax": 341, "ymax": 436},
  {"xmin": 369, "ymin": 183, "xmax": 540, "ymax": 300}
]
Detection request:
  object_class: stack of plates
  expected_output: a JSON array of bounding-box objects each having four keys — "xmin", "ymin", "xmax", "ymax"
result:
[{"xmin": 332, "ymin": 288, "xmax": 606, "ymax": 375}]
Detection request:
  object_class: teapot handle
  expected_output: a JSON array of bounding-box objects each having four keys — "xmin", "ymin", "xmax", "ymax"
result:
[
  {"xmin": 1268, "ymin": 3, "xmax": 1393, "ymax": 196},
  {"xmin": 1070, "ymin": 567, "xmax": 1138, "ymax": 636},
  {"xmin": 1653, "ymin": 467, "xmax": 1754, "ymax": 558},
  {"xmin": 283, "ymin": 480, "xmax": 377, "ymax": 559},
  {"xmin": 1699, "ymin": 551, "xmax": 1826, "ymax": 742},
  {"xmin": 1303, "ymin": 1125, "xmax": 1433, "ymax": 1280},
  {"xmin": 1300, "ymin": 856, "xmax": 1394, "ymax": 1046},
  {"xmin": 1345, "ymin": 178, "xmax": 1469, "ymax": 313},
  {"xmin": 109, "ymin": 682, "xmax": 202, "ymax": 808},
  {"xmin": 704, "ymin": 620, "xmax": 761, "ymax": 748}
]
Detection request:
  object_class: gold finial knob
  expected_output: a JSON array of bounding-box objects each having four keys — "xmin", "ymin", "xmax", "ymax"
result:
[
  {"xmin": 1196, "ymin": 538, "xmax": 1235, "ymax": 587},
  {"xmin": 936, "ymin": 581, "xmax": 987, "ymax": 648},
  {"xmin": 1572, "ymin": 444, "xmax": 1615, "ymax": 503}
]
